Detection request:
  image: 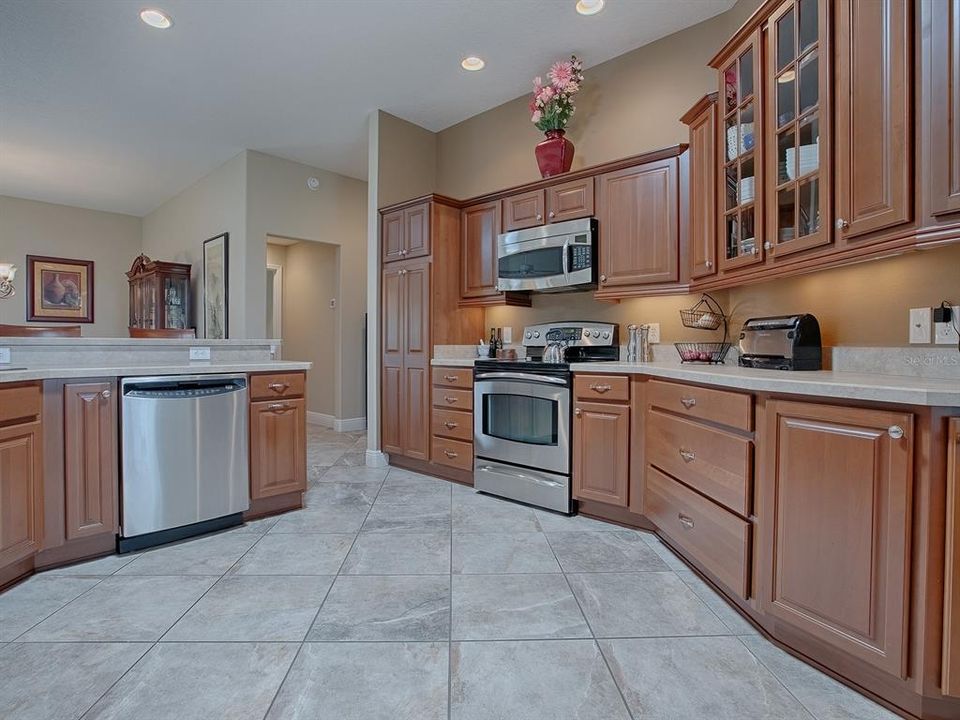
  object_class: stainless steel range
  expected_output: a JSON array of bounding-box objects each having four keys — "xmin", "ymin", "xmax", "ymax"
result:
[{"xmin": 473, "ymin": 321, "xmax": 619, "ymax": 513}]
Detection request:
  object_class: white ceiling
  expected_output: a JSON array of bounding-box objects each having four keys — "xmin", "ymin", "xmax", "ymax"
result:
[{"xmin": 0, "ymin": 0, "xmax": 735, "ymax": 217}]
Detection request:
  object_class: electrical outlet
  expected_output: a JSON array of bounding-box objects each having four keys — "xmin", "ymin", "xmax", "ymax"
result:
[
  {"xmin": 647, "ymin": 323, "xmax": 661, "ymax": 344},
  {"xmin": 189, "ymin": 346, "xmax": 211, "ymax": 361},
  {"xmin": 909, "ymin": 308, "xmax": 932, "ymax": 344},
  {"xmin": 501, "ymin": 327, "xmax": 513, "ymax": 345},
  {"xmin": 0, "ymin": 348, "xmax": 9, "ymax": 364},
  {"xmin": 935, "ymin": 305, "xmax": 960, "ymax": 345}
]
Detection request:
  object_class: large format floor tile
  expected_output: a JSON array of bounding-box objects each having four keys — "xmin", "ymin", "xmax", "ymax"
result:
[
  {"xmin": 0, "ymin": 576, "xmax": 100, "ymax": 641},
  {"xmin": 341, "ymin": 532, "xmax": 450, "ymax": 574},
  {"xmin": 266, "ymin": 642, "xmax": 448, "ymax": 720},
  {"xmin": 0, "ymin": 642, "xmax": 150, "ymax": 720},
  {"xmin": 304, "ymin": 481, "xmax": 380, "ymax": 509},
  {"xmin": 361, "ymin": 500, "xmax": 451, "ymax": 533},
  {"xmin": 308, "ymin": 575, "xmax": 450, "ymax": 641},
  {"xmin": 43, "ymin": 553, "xmax": 140, "ymax": 576},
  {"xmin": 546, "ymin": 530, "xmax": 669, "ymax": 572},
  {"xmin": 21, "ymin": 575, "xmax": 217, "ymax": 642},
  {"xmin": 450, "ymin": 639, "xmax": 631, "ymax": 720},
  {"xmin": 230, "ymin": 533, "xmax": 354, "ymax": 575},
  {"xmin": 163, "ymin": 575, "xmax": 334, "ymax": 642},
  {"xmin": 316, "ymin": 465, "xmax": 389, "ymax": 483},
  {"xmin": 452, "ymin": 489, "xmax": 542, "ymax": 533},
  {"xmin": 83, "ymin": 642, "xmax": 298, "ymax": 720},
  {"xmin": 599, "ymin": 636, "xmax": 815, "ymax": 719},
  {"xmin": 452, "ymin": 532, "xmax": 561, "ymax": 574},
  {"xmin": 116, "ymin": 533, "xmax": 258, "ymax": 575},
  {"xmin": 567, "ymin": 572, "xmax": 729, "ymax": 638},
  {"xmin": 268, "ymin": 505, "xmax": 370, "ymax": 534},
  {"xmin": 452, "ymin": 574, "xmax": 590, "ymax": 640}
]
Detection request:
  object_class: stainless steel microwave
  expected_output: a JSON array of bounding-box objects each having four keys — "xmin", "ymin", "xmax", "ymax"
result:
[{"xmin": 496, "ymin": 217, "xmax": 598, "ymax": 293}]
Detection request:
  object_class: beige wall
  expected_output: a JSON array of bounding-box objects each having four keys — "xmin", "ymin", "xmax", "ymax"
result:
[
  {"xmin": 377, "ymin": 111, "xmax": 438, "ymax": 208},
  {"xmin": 436, "ymin": 0, "xmax": 762, "ymax": 200},
  {"xmin": 269, "ymin": 239, "xmax": 339, "ymax": 416},
  {"xmin": 248, "ymin": 151, "xmax": 368, "ymax": 420},
  {"xmin": 0, "ymin": 195, "xmax": 141, "ymax": 335},
  {"xmin": 141, "ymin": 152, "xmax": 248, "ymax": 336}
]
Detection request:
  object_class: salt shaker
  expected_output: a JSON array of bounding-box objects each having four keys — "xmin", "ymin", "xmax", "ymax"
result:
[
  {"xmin": 626, "ymin": 324, "xmax": 639, "ymax": 363},
  {"xmin": 639, "ymin": 325, "xmax": 654, "ymax": 363}
]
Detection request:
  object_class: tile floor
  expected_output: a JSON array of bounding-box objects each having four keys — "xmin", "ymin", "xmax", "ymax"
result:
[{"xmin": 0, "ymin": 425, "xmax": 899, "ymax": 720}]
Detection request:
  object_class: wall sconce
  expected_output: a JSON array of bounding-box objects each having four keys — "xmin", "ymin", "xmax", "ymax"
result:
[{"xmin": 0, "ymin": 263, "xmax": 17, "ymax": 299}]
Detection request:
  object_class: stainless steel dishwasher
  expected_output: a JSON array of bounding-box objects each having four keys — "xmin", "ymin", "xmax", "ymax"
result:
[{"xmin": 119, "ymin": 373, "xmax": 249, "ymax": 552}]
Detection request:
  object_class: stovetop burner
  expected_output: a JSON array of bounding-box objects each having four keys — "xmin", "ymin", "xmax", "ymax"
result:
[{"xmin": 475, "ymin": 321, "xmax": 620, "ymax": 374}]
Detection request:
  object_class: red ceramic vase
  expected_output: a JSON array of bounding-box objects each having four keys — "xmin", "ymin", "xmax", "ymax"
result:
[{"xmin": 535, "ymin": 129, "xmax": 575, "ymax": 178}]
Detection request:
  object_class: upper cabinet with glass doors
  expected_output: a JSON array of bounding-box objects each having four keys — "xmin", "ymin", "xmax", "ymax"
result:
[
  {"xmin": 718, "ymin": 30, "xmax": 765, "ymax": 270},
  {"xmin": 766, "ymin": 0, "xmax": 831, "ymax": 256}
]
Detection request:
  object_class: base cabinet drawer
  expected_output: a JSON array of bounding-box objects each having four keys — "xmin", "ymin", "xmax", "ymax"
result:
[
  {"xmin": 432, "ymin": 367, "xmax": 473, "ymax": 390},
  {"xmin": 250, "ymin": 372, "xmax": 306, "ymax": 401},
  {"xmin": 431, "ymin": 408, "xmax": 472, "ymax": 442},
  {"xmin": 645, "ymin": 466, "xmax": 750, "ymax": 599},
  {"xmin": 647, "ymin": 380, "xmax": 752, "ymax": 432},
  {"xmin": 646, "ymin": 409, "xmax": 752, "ymax": 516},
  {"xmin": 432, "ymin": 436, "xmax": 473, "ymax": 471},
  {"xmin": 433, "ymin": 387, "xmax": 473, "ymax": 411},
  {"xmin": 574, "ymin": 374, "xmax": 630, "ymax": 403}
]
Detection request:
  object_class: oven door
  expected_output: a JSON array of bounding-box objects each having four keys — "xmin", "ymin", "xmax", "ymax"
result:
[{"xmin": 473, "ymin": 373, "xmax": 570, "ymax": 475}]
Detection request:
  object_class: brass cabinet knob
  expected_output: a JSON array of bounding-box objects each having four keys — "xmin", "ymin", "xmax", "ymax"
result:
[
  {"xmin": 548, "ymin": 211, "xmax": 556, "ymax": 219},
  {"xmin": 101, "ymin": 389, "xmax": 112, "ymax": 399},
  {"xmin": 888, "ymin": 425, "xmax": 904, "ymax": 440},
  {"xmin": 536, "ymin": 214, "xmax": 543, "ymax": 221},
  {"xmin": 836, "ymin": 218, "xmax": 850, "ymax": 231},
  {"xmin": 574, "ymin": 408, "xmax": 582, "ymax": 417},
  {"xmin": 705, "ymin": 260, "xmax": 713, "ymax": 269},
  {"xmin": 764, "ymin": 241, "xmax": 773, "ymax": 250},
  {"xmin": 599, "ymin": 274, "xmax": 607, "ymax": 283}
]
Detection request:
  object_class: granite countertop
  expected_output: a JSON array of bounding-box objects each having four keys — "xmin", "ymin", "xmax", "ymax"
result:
[
  {"xmin": 0, "ymin": 360, "xmax": 311, "ymax": 384},
  {"xmin": 431, "ymin": 356, "xmax": 959, "ymax": 406}
]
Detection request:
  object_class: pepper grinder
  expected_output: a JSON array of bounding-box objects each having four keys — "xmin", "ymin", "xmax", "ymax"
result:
[{"xmin": 626, "ymin": 324, "xmax": 639, "ymax": 362}]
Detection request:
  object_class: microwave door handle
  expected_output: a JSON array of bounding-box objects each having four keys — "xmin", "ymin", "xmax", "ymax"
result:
[
  {"xmin": 474, "ymin": 371, "xmax": 567, "ymax": 385},
  {"xmin": 562, "ymin": 237, "xmax": 571, "ymax": 279}
]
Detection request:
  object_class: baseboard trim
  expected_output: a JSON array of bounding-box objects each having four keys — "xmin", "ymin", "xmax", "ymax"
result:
[{"xmin": 307, "ymin": 412, "xmax": 367, "ymax": 432}]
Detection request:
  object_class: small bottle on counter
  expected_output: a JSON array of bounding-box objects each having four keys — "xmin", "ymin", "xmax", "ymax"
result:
[{"xmin": 488, "ymin": 328, "xmax": 498, "ymax": 358}]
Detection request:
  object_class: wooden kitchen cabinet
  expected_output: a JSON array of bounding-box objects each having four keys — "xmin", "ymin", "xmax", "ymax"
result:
[
  {"xmin": 682, "ymin": 94, "xmax": 719, "ymax": 279},
  {"xmin": 546, "ymin": 178, "xmax": 594, "ymax": 222},
  {"xmin": 460, "ymin": 201, "xmax": 531, "ymax": 307},
  {"xmin": 382, "ymin": 201, "xmax": 430, "ymax": 263},
  {"xmin": 945, "ymin": 418, "xmax": 960, "ymax": 697},
  {"xmin": 759, "ymin": 399, "xmax": 913, "ymax": 677},
  {"xmin": 573, "ymin": 380, "xmax": 630, "ymax": 507},
  {"xmin": 250, "ymin": 396, "xmax": 307, "ymax": 500},
  {"xmin": 0, "ymin": 383, "xmax": 43, "ymax": 576},
  {"xmin": 502, "ymin": 189, "xmax": 545, "ymax": 231},
  {"xmin": 923, "ymin": 0, "xmax": 960, "ymax": 221},
  {"xmin": 835, "ymin": 0, "xmax": 911, "ymax": 244},
  {"xmin": 595, "ymin": 157, "xmax": 680, "ymax": 295},
  {"xmin": 63, "ymin": 382, "xmax": 117, "ymax": 540}
]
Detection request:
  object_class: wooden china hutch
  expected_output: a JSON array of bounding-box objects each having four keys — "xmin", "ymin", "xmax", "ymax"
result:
[{"xmin": 126, "ymin": 254, "xmax": 192, "ymax": 333}]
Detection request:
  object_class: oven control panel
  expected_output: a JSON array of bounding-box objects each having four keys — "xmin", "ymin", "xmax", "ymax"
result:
[{"xmin": 523, "ymin": 322, "xmax": 617, "ymax": 347}]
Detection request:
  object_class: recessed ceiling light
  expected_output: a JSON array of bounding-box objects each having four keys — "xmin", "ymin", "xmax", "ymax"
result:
[
  {"xmin": 461, "ymin": 56, "xmax": 485, "ymax": 71},
  {"xmin": 139, "ymin": 8, "xmax": 173, "ymax": 29},
  {"xmin": 576, "ymin": 0, "xmax": 605, "ymax": 15}
]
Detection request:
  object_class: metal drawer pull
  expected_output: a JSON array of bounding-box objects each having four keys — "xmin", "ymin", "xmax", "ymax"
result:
[
  {"xmin": 678, "ymin": 513, "xmax": 695, "ymax": 529},
  {"xmin": 443, "ymin": 375, "xmax": 460, "ymax": 383},
  {"xmin": 268, "ymin": 382, "xmax": 290, "ymax": 392},
  {"xmin": 444, "ymin": 396, "xmax": 458, "ymax": 404},
  {"xmin": 443, "ymin": 421, "xmax": 459, "ymax": 429},
  {"xmin": 680, "ymin": 397, "xmax": 697, "ymax": 409},
  {"xmin": 888, "ymin": 425, "xmax": 904, "ymax": 440},
  {"xmin": 679, "ymin": 448, "xmax": 696, "ymax": 462},
  {"xmin": 267, "ymin": 402, "xmax": 290, "ymax": 411},
  {"xmin": 589, "ymin": 383, "xmax": 612, "ymax": 393},
  {"xmin": 443, "ymin": 449, "xmax": 458, "ymax": 459}
]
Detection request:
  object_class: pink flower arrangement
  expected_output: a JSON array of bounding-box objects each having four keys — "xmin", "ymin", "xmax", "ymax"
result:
[{"xmin": 529, "ymin": 54, "xmax": 584, "ymax": 132}]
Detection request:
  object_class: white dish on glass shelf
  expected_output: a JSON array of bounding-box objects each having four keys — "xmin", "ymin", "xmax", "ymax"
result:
[
  {"xmin": 785, "ymin": 142, "xmax": 819, "ymax": 180},
  {"xmin": 726, "ymin": 123, "xmax": 755, "ymax": 161}
]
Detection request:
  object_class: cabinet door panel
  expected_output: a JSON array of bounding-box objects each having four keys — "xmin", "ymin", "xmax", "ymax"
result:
[
  {"xmin": 250, "ymin": 398, "xmax": 306, "ymax": 499},
  {"xmin": 835, "ymin": 0, "xmax": 911, "ymax": 241},
  {"xmin": 0, "ymin": 421, "xmax": 43, "ymax": 568},
  {"xmin": 597, "ymin": 159, "xmax": 679, "ymax": 288},
  {"xmin": 404, "ymin": 203, "xmax": 431, "ymax": 259},
  {"xmin": 461, "ymin": 202, "xmax": 501, "ymax": 299},
  {"xmin": 687, "ymin": 97, "xmax": 718, "ymax": 278},
  {"xmin": 502, "ymin": 190, "xmax": 545, "ymax": 232},
  {"xmin": 402, "ymin": 260, "xmax": 430, "ymax": 460},
  {"xmin": 381, "ymin": 366, "xmax": 403, "ymax": 456},
  {"xmin": 381, "ymin": 209, "xmax": 404, "ymax": 263},
  {"xmin": 402, "ymin": 367, "xmax": 429, "ymax": 461},
  {"xmin": 573, "ymin": 401, "xmax": 629, "ymax": 506},
  {"xmin": 760, "ymin": 400, "xmax": 912, "ymax": 677},
  {"xmin": 944, "ymin": 418, "xmax": 960, "ymax": 696},
  {"xmin": 64, "ymin": 382, "xmax": 117, "ymax": 540},
  {"xmin": 926, "ymin": 0, "xmax": 960, "ymax": 217},
  {"xmin": 547, "ymin": 179, "xmax": 594, "ymax": 222}
]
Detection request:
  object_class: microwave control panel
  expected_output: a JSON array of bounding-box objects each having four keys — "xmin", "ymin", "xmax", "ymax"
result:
[{"xmin": 569, "ymin": 238, "xmax": 592, "ymax": 271}]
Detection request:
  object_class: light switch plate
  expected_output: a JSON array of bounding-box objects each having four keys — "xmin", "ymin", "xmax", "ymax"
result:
[
  {"xmin": 0, "ymin": 348, "xmax": 10, "ymax": 364},
  {"xmin": 934, "ymin": 305, "xmax": 960, "ymax": 345},
  {"xmin": 909, "ymin": 307, "xmax": 932, "ymax": 344},
  {"xmin": 647, "ymin": 323, "xmax": 661, "ymax": 344},
  {"xmin": 189, "ymin": 346, "xmax": 211, "ymax": 361}
]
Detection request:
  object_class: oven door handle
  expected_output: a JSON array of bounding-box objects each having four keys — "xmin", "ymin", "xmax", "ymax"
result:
[
  {"xmin": 474, "ymin": 372, "xmax": 568, "ymax": 385},
  {"xmin": 476, "ymin": 465, "xmax": 566, "ymax": 488}
]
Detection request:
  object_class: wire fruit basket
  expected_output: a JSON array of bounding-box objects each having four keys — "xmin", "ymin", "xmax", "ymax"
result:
[{"xmin": 675, "ymin": 293, "xmax": 731, "ymax": 365}]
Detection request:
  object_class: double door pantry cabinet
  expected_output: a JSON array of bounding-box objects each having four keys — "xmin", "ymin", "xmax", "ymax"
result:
[
  {"xmin": 567, "ymin": 371, "xmax": 960, "ymax": 720},
  {"xmin": 0, "ymin": 370, "xmax": 307, "ymax": 589}
]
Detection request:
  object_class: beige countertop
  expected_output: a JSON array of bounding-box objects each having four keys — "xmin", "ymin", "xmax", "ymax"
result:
[
  {"xmin": 431, "ymin": 357, "xmax": 960, "ymax": 406},
  {"xmin": 0, "ymin": 360, "xmax": 311, "ymax": 384}
]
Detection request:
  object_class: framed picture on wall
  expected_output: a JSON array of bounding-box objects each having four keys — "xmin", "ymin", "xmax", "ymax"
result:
[
  {"xmin": 203, "ymin": 233, "xmax": 229, "ymax": 339},
  {"xmin": 26, "ymin": 255, "xmax": 94, "ymax": 323}
]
